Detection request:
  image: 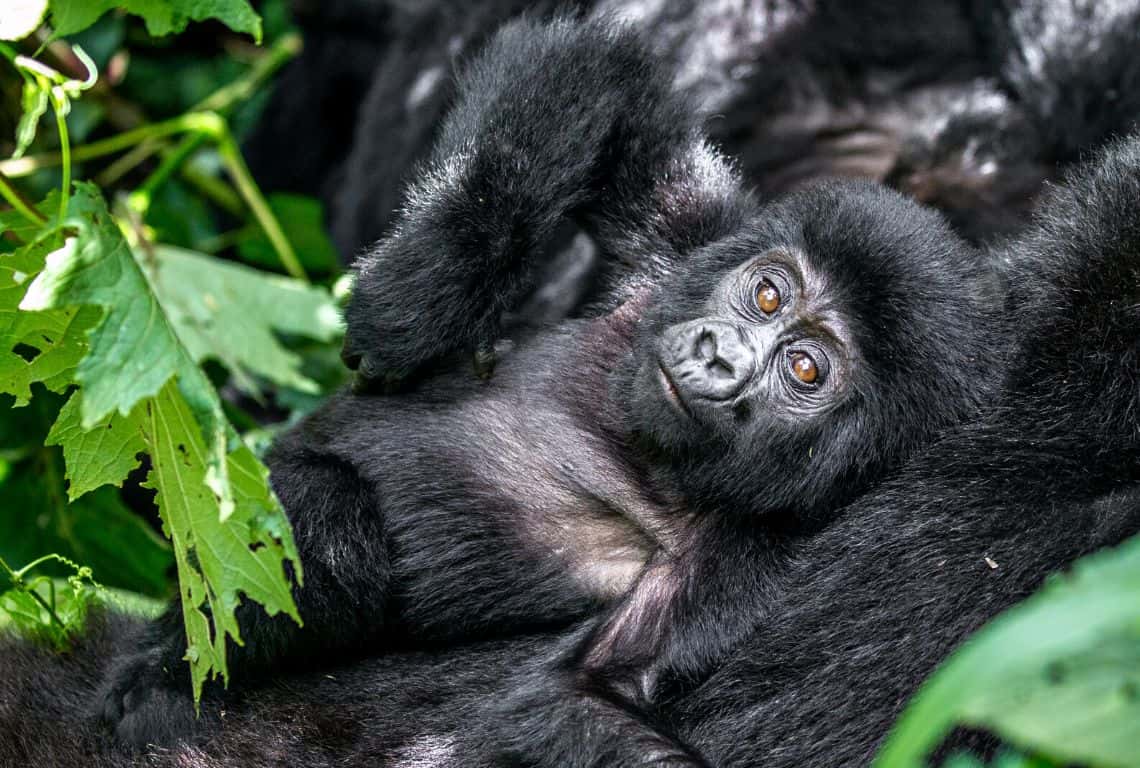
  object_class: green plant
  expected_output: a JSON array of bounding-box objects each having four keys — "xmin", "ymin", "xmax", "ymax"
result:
[{"xmin": 0, "ymin": 0, "xmax": 344, "ymax": 705}]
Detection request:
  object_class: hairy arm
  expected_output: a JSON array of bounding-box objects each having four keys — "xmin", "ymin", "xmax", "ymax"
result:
[{"xmin": 341, "ymin": 16, "xmax": 751, "ymax": 386}]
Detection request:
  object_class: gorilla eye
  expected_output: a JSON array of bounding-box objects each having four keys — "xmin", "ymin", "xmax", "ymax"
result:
[
  {"xmin": 789, "ymin": 351, "xmax": 819, "ymax": 385},
  {"xmin": 756, "ymin": 279, "xmax": 781, "ymax": 314}
]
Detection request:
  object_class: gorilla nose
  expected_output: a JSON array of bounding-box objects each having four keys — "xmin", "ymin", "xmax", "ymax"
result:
[{"xmin": 662, "ymin": 320, "xmax": 756, "ymax": 402}]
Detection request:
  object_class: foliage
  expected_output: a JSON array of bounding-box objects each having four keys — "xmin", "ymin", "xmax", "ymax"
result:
[
  {"xmin": 0, "ymin": 0, "xmax": 344, "ymax": 705},
  {"xmin": 875, "ymin": 535, "xmax": 1140, "ymax": 767}
]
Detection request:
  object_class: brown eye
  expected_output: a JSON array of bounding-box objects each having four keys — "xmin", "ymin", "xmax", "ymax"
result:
[
  {"xmin": 757, "ymin": 280, "xmax": 780, "ymax": 314},
  {"xmin": 789, "ymin": 352, "xmax": 818, "ymax": 384}
]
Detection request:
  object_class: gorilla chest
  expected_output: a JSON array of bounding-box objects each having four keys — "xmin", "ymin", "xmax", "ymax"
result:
[{"xmin": 457, "ymin": 398, "xmax": 670, "ymax": 599}]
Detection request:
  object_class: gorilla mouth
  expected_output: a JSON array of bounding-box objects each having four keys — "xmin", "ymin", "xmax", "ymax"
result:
[{"xmin": 658, "ymin": 363, "xmax": 692, "ymax": 419}]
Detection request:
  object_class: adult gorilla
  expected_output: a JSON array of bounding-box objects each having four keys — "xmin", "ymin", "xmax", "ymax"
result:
[
  {"xmin": 2, "ymin": 132, "xmax": 1139, "ymax": 768},
  {"xmin": 249, "ymin": 0, "xmax": 1140, "ymax": 250}
]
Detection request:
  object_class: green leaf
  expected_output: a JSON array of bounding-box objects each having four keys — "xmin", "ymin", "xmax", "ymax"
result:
[
  {"xmin": 0, "ymin": 456, "xmax": 171, "ymax": 597},
  {"xmin": 148, "ymin": 244, "xmax": 342, "ymax": 395},
  {"xmin": 49, "ymin": 0, "xmax": 262, "ymax": 42},
  {"xmin": 14, "ymin": 79, "xmax": 49, "ymax": 158},
  {"xmin": 142, "ymin": 380, "xmax": 300, "ymax": 694},
  {"xmin": 875, "ymin": 534, "xmax": 1140, "ymax": 768},
  {"xmin": 0, "ymin": 0, "xmax": 48, "ymax": 41},
  {"xmin": 21, "ymin": 185, "xmax": 211, "ymax": 432},
  {"xmin": 13, "ymin": 186, "xmax": 301, "ymax": 700},
  {"xmin": 0, "ymin": 223, "xmax": 101, "ymax": 405},
  {"xmin": 45, "ymin": 390, "xmax": 145, "ymax": 500},
  {"xmin": 236, "ymin": 194, "xmax": 340, "ymax": 275}
]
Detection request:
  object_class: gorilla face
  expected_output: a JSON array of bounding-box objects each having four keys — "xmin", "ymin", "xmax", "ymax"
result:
[
  {"xmin": 650, "ymin": 248, "xmax": 853, "ymax": 431},
  {"xmin": 619, "ymin": 181, "xmax": 999, "ymax": 522}
]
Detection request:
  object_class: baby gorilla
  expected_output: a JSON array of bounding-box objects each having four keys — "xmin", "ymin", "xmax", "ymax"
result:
[{"xmin": 99, "ymin": 17, "xmax": 1000, "ymax": 755}]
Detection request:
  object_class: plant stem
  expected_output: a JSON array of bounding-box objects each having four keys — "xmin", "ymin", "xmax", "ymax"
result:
[
  {"xmin": 194, "ymin": 32, "xmax": 302, "ymax": 115},
  {"xmin": 181, "ymin": 163, "xmax": 244, "ymax": 216},
  {"xmin": 0, "ymin": 33, "xmax": 302, "ymax": 181},
  {"xmin": 50, "ymin": 90, "xmax": 70, "ymax": 229},
  {"xmin": 96, "ymin": 139, "xmax": 163, "ymax": 187},
  {"xmin": 215, "ymin": 128, "xmax": 306, "ymax": 280},
  {"xmin": 0, "ymin": 113, "xmax": 213, "ymax": 178},
  {"xmin": 0, "ymin": 170, "xmax": 46, "ymax": 225},
  {"xmin": 129, "ymin": 133, "xmax": 208, "ymax": 216},
  {"xmin": 0, "ymin": 556, "xmax": 69, "ymax": 633}
]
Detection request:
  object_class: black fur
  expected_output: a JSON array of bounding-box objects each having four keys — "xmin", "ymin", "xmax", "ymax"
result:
[
  {"xmin": 248, "ymin": 0, "xmax": 1140, "ymax": 252},
  {"xmin": 3, "ymin": 129, "xmax": 1132, "ymax": 768},
  {"xmin": 97, "ymin": 17, "xmax": 997, "ymax": 756}
]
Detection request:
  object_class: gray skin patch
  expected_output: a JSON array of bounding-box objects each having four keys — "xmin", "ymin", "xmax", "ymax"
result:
[{"xmin": 462, "ymin": 392, "xmax": 680, "ymax": 599}]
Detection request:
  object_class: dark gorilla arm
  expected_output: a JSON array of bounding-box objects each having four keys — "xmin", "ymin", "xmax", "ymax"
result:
[{"xmin": 340, "ymin": 15, "xmax": 751, "ymax": 384}]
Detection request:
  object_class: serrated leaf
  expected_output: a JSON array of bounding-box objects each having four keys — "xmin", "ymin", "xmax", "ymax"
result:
[
  {"xmin": 148, "ymin": 244, "xmax": 342, "ymax": 395},
  {"xmin": 49, "ymin": 0, "xmax": 261, "ymax": 41},
  {"xmin": 14, "ymin": 79, "xmax": 49, "ymax": 157},
  {"xmin": 45, "ymin": 390, "xmax": 145, "ymax": 500},
  {"xmin": 876, "ymin": 534, "xmax": 1140, "ymax": 768},
  {"xmin": 0, "ymin": 0, "xmax": 48, "ymax": 41},
  {"xmin": 142, "ymin": 380, "xmax": 300, "ymax": 694},
  {"xmin": 13, "ymin": 185, "xmax": 300, "ymax": 699},
  {"xmin": 21, "ymin": 184, "xmax": 213, "ymax": 432},
  {"xmin": 0, "ymin": 228, "xmax": 101, "ymax": 405}
]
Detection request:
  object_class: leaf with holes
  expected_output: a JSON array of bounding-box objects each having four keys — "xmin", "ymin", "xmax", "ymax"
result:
[
  {"xmin": 16, "ymin": 185, "xmax": 300, "ymax": 701},
  {"xmin": 142, "ymin": 380, "xmax": 301, "ymax": 695},
  {"xmin": 0, "ymin": 213, "xmax": 100, "ymax": 405}
]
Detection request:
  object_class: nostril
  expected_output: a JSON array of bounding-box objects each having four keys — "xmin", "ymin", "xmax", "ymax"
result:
[
  {"xmin": 697, "ymin": 330, "xmax": 717, "ymax": 361},
  {"xmin": 709, "ymin": 358, "xmax": 735, "ymax": 379}
]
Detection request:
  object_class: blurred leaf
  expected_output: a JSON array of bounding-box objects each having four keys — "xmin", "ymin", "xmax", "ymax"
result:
[
  {"xmin": 944, "ymin": 751, "xmax": 1063, "ymax": 768},
  {"xmin": 0, "ymin": 0, "xmax": 48, "ymax": 41},
  {"xmin": 236, "ymin": 194, "xmax": 339, "ymax": 275},
  {"xmin": 0, "ymin": 455, "xmax": 171, "ymax": 596},
  {"xmin": 122, "ymin": 54, "xmax": 245, "ymax": 117},
  {"xmin": 49, "ymin": 0, "xmax": 262, "ymax": 42},
  {"xmin": 149, "ymin": 244, "xmax": 342, "ymax": 395},
  {"xmin": 45, "ymin": 390, "xmax": 145, "ymax": 500},
  {"xmin": 147, "ymin": 178, "xmax": 218, "ymax": 251},
  {"xmin": 64, "ymin": 99, "xmax": 106, "ymax": 145},
  {"xmin": 875, "ymin": 534, "xmax": 1140, "ymax": 768}
]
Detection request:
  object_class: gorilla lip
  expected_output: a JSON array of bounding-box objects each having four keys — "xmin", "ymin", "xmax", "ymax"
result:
[{"xmin": 658, "ymin": 363, "xmax": 692, "ymax": 418}]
